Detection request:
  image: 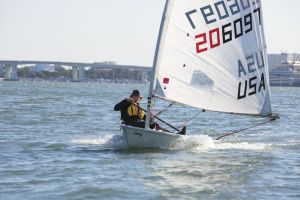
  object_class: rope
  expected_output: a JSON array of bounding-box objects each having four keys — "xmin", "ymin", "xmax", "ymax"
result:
[
  {"xmin": 215, "ymin": 116, "xmax": 277, "ymax": 140},
  {"xmin": 127, "ymin": 99, "xmax": 180, "ymax": 132},
  {"xmin": 177, "ymin": 109, "xmax": 206, "ymax": 129},
  {"xmin": 154, "ymin": 103, "xmax": 174, "ymax": 117}
]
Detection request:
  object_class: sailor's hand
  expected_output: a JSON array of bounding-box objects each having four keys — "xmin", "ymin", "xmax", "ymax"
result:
[{"xmin": 150, "ymin": 112, "xmax": 154, "ymax": 120}]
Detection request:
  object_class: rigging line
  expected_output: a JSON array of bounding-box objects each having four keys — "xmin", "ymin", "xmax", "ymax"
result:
[
  {"xmin": 215, "ymin": 116, "xmax": 278, "ymax": 140},
  {"xmin": 177, "ymin": 109, "xmax": 206, "ymax": 129},
  {"xmin": 127, "ymin": 99, "xmax": 181, "ymax": 132},
  {"xmin": 154, "ymin": 103, "xmax": 174, "ymax": 117}
]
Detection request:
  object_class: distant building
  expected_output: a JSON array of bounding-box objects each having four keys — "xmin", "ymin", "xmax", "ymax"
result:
[
  {"xmin": 267, "ymin": 53, "xmax": 300, "ymax": 69},
  {"xmin": 90, "ymin": 67, "xmax": 148, "ymax": 81},
  {"xmin": 268, "ymin": 54, "xmax": 284, "ymax": 69},
  {"xmin": 34, "ymin": 64, "xmax": 56, "ymax": 72},
  {"xmin": 94, "ymin": 61, "xmax": 116, "ymax": 66},
  {"xmin": 0, "ymin": 65, "xmax": 4, "ymax": 77},
  {"xmin": 269, "ymin": 53, "xmax": 300, "ymax": 87}
]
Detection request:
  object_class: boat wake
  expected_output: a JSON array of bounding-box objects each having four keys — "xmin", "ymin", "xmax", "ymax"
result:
[
  {"xmin": 72, "ymin": 133, "xmax": 270, "ymax": 152},
  {"xmin": 174, "ymin": 135, "xmax": 270, "ymax": 151},
  {"xmin": 72, "ymin": 133, "xmax": 127, "ymax": 149}
]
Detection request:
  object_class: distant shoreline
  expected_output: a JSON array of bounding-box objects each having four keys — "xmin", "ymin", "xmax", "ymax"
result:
[
  {"xmin": 10, "ymin": 77, "xmax": 149, "ymax": 84},
  {"xmin": 1, "ymin": 77, "xmax": 300, "ymax": 87}
]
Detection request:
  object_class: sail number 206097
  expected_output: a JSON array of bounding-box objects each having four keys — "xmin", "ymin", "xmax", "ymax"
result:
[{"xmin": 185, "ymin": 1, "xmax": 261, "ymax": 54}]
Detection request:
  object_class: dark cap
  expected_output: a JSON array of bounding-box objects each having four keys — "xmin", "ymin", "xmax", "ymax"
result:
[{"xmin": 131, "ymin": 89, "xmax": 142, "ymax": 97}]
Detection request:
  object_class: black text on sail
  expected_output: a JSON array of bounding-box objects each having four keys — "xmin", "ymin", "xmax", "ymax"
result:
[{"xmin": 184, "ymin": 0, "xmax": 266, "ymax": 100}]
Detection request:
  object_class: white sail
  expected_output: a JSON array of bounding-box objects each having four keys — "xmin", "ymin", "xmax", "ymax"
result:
[{"xmin": 152, "ymin": 0, "xmax": 272, "ymax": 116}]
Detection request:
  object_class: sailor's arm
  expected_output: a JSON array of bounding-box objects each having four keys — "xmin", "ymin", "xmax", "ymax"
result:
[{"xmin": 114, "ymin": 99, "xmax": 131, "ymax": 111}]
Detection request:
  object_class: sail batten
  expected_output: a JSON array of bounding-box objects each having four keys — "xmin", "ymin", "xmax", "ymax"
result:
[{"xmin": 151, "ymin": 0, "xmax": 272, "ymax": 116}]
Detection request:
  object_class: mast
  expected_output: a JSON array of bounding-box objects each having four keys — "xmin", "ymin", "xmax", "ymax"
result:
[{"xmin": 145, "ymin": 0, "xmax": 170, "ymax": 129}]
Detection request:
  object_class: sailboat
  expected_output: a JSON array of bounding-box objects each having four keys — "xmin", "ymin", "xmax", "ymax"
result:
[{"xmin": 121, "ymin": 0, "xmax": 277, "ymax": 148}]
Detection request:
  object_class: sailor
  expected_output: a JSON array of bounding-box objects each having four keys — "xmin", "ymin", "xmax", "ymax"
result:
[
  {"xmin": 114, "ymin": 89, "xmax": 186, "ymax": 135},
  {"xmin": 114, "ymin": 89, "xmax": 158, "ymax": 129}
]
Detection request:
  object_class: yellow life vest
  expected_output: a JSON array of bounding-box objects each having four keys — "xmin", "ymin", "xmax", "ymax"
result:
[{"xmin": 127, "ymin": 103, "xmax": 145, "ymax": 120}]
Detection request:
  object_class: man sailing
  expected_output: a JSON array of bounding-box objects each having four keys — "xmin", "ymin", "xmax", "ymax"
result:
[
  {"xmin": 114, "ymin": 90, "xmax": 148, "ymax": 128},
  {"xmin": 114, "ymin": 89, "xmax": 186, "ymax": 135}
]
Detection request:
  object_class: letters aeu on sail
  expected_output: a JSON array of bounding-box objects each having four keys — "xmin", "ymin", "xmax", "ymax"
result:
[{"xmin": 153, "ymin": 0, "xmax": 272, "ymax": 116}]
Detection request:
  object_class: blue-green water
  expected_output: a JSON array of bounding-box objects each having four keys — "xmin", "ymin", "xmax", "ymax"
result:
[{"xmin": 0, "ymin": 81, "xmax": 299, "ymax": 199}]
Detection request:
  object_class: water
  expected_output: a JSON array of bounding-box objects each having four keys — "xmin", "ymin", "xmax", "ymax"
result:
[{"xmin": 0, "ymin": 81, "xmax": 299, "ymax": 199}]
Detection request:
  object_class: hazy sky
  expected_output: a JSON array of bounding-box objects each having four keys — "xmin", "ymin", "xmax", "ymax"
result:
[{"xmin": 0, "ymin": 0, "xmax": 299, "ymax": 66}]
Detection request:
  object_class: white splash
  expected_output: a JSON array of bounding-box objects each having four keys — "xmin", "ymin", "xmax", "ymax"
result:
[
  {"xmin": 214, "ymin": 141, "xmax": 270, "ymax": 150},
  {"xmin": 174, "ymin": 135, "xmax": 271, "ymax": 151},
  {"xmin": 72, "ymin": 133, "xmax": 271, "ymax": 151},
  {"xmin": 174, "ymin": 135, "xmax": 215, "ymax": 151},
  {"xmin": 72, "ymin": 134, "xmax": 127, "ymax": 149}
]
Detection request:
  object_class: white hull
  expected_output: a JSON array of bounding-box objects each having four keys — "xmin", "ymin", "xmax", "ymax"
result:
[{"xmin": 121, "ymin": 125, "xmax": 181, "ymax": 149}]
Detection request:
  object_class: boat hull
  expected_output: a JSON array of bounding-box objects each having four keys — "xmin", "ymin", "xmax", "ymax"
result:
[{"xmin": 121, "ymin": 125, "xmax": 181, "ymax": 149}]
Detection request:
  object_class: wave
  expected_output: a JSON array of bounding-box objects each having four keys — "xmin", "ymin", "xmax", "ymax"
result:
[
  {"xmin": 72, "ymin": 133, "xmax": 127, "ymax": 149},
  {"xmin": 72, "ymin": 133, "xmax": 271, "ymax": 152},
  {"xmin": 171, "ymin": 134, "xmax": 270, "ymax": 151}
]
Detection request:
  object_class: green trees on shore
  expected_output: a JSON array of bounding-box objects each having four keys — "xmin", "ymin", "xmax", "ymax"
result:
[{"xmin": 17, "ymin": 67, "xmax": 149, "ymax": 81}]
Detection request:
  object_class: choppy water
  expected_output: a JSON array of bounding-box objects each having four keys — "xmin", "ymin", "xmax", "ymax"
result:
[{"xmin": 0, "ymin": 81, "xmax": 299, "ymax": 199}]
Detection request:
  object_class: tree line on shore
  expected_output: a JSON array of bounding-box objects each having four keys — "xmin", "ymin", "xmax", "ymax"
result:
[{"xmin": 16, "ymin": 67, "xmax": 150, "ymax": 81}]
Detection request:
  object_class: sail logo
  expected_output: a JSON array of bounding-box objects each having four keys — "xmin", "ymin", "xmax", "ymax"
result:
[
  {"xmin": 185, "ymin": 0, "xmax": 261, "ymax": 54},
  {"xmin": 237, "ymin": 50, "xmax": 266, "ymax": 100}
]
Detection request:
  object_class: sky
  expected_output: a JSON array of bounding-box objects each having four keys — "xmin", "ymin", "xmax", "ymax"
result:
[{"xmin": 0, "ymin": 0, "xmax": 299, "ymax": 66}]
